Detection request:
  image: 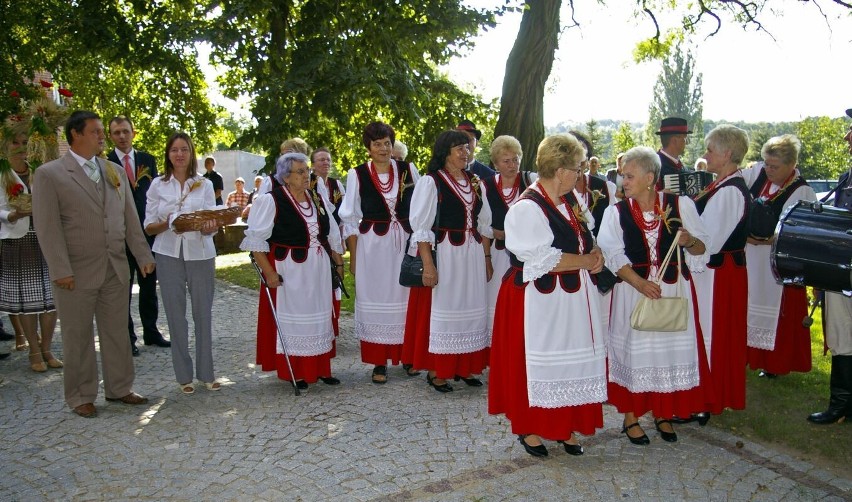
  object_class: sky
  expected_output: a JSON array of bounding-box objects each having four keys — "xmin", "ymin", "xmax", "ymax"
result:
[
  {"xmin": 443, "ymin": 1, "xmax": 852, "ymax": 125},
  {"xmin": 204, "ymin": 1, "xmax": 852, "ymax": 127}
]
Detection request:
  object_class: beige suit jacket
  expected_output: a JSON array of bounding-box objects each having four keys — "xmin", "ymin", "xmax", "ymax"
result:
[{"xmin": 33, "ymin": 152, "xmax": 154, "ymax": 286}]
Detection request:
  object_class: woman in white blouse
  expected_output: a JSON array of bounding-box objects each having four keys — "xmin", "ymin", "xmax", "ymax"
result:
[
  {"xmin": 402, "ymin": 130, "xmax": 493, "ymax": 393},
  {"xmin": 488, "ymin": 134, "xmax": 607, "ymax": 457},
  {"xmin": 240, "ymin": 153, "xmax": 344, "ymax": 390},
  {"xmin": 144, "ymin": 132, "xmax": 220, "ymax": 394},
  {"xmin": 597, "ymin": 146, "xmax": 714, "ymax": 445}
]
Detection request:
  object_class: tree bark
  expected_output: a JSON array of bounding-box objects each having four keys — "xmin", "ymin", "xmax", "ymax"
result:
[{"xmin": 493, "ymin": 0, "xmax": 561, "ymax": 172}]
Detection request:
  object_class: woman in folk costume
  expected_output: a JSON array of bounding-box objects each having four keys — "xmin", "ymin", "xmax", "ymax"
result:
[
  {"xmin": 402, "ymin": 130, "xmax": 493, "ymax": 392},
  {"xmin": 338, "ymin": 122, "xmax": 421, "ymax": 384},
  {"xmin": 689, "ymin": 125, "xmax": 751, "ymax": 418},
  {"xmin": 488, "ymin": 133, "xmax": 607, "ymax": 458},
  {"xmin": 241, "ymin": 153, "xmax": 344, "ymax": 390},
  {"xmin": 598, "ymin": 146, "xmax": 714, "ymax": 445},
  {"xmin": 479, "ymin": 135, "xmax": 536, "ymax": 344},
  {"xmin": 742, "ymin": 135, "xmax": 816, "ymax": 378}
]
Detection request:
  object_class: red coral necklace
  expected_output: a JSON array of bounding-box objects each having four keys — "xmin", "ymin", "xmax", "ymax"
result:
[
  {"xmin": 369, "ymin": 162, "xmax": 395, "ymax": 194},
  {"xmin": 500, "ymin": 175, "xmax": 520, "ymax": 205},
  {"xmin": 629, "ymin": 197, "xmax": 661, "ymax": 232}
]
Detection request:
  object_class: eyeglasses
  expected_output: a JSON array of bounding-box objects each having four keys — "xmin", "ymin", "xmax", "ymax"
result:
[{"xmin": 290, "ymin": 169, "xmax": 308, "ymax": 175}]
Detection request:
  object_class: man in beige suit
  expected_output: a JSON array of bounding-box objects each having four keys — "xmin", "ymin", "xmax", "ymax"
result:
[{"xmin": 33, "ymin": 110, "xmax": 156, "ymax": 418}]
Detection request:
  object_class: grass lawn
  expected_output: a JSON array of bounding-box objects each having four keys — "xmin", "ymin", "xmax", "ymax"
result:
[{"xmin": 215, "ymin": 255, "xmax": 849, "ymax": 472}]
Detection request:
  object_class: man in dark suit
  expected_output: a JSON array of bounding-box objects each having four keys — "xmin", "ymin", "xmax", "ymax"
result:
[
  {"xmin": 33, "ymin": 110, "xmax": 154, "ymax": 418},
  {"xmin": 456, "ymin": 119, "xmax": 496, "ymax": 179},
  {"xmin": 655, "ymin": 117, "xmax": 692, "ymax": 190},
  {"xmin": 108, "ymin": 116, "xmax": 169, "ymax": 356}
]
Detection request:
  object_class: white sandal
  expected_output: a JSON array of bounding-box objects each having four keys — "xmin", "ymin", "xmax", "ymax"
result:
[
  {"xmin": 179, "ymin": 382, "xmax": 195, "ymax": 394},
  {"xmin": 200, "ymin": 381, "xmax": 221, "ymax": 391}
]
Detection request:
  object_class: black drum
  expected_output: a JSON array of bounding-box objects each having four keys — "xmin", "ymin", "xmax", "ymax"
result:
[{"xmin": 771, "ymin": 201, "xmax": 852, "ymax": 293}]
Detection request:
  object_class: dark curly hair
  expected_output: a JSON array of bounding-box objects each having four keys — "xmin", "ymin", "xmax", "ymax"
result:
[
  {"xmin": 362, "ymin": 122, "xmax": 395, "ymax": 149},
  {"xmin": 426, "ymin": 130, "xmax": 470, "ymax": 173},
  {"xmin": 568, "ymin": 130, "xmax": 593, "ymax": 160}
]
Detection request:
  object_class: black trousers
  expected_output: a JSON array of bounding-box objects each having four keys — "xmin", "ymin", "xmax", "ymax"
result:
[{"xmin": 127, "ymin": 247, "xmax": 161, "ymax": 344}]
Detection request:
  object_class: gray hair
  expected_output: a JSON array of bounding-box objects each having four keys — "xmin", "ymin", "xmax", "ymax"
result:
[
  {"xmin": 393, "ymin": 141, "xmax": 408, "ymax": 161},
  {"xmin": 275, "ymin": 152, "xmax": 309, "ymax": 185},
  {"xmin": 705, "ymin": 124, "xmax": 749, "ymax": 165},
  {"xmin": 622, "ymin": 146, "xmax": 661, "ymax": 182}
]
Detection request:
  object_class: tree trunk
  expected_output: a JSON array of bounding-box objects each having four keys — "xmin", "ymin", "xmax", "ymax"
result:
[{"xmin": 494, "ymin": 0, "xmax": 561, "ymax": 172}]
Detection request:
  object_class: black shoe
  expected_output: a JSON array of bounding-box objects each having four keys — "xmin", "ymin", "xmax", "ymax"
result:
[
  {"xmin": 319, "ymin": 376, "xmax": 340, "ymax": 385},
  {"xmin": 758, "ymin": 370, "xmax": 777, "ymax": 379},
  {"xmin": 402, "ymin": 364, "xmax": 421, "ymax": 377},
  {"xmin": 0, "ymin": 352, "xmax": 9, "ymax": 360},
  {"xmin": 371, "ymin": 365, "xmax": 387, "ymax": 385},
  {"xmin": 694, "ymin": 412, "xmax": 711, "ymax": 426},
  {"xmin": 670, "ymin": 415, "xmax": 694, "ymax": 425},
  {"xmin": 558, "ymin": 440, "xmax": 584, "ymax": 456},
  {"xmin": 518, "ymin": 435, "xmax": 548, "ymax": 457},
  {"xmin": 454, "ymin": 375, "xmax": 483, "ymax": 387},
  {"xmin": 144, "ymin": 338, "xmax": 171, "ymax": 348},
  {"xmin": 426, "ymin": 374, "xmax": 453, "ymax": 393},
  {"xmin": 621, "ymin": 422, "xmax": 650, "ymax": 445},
  {"xmin": 131, "ymin": 345, "xmax": 140, "ymax": 357},
  {"xmin": 295, "ymin": 380, "xmax": 308, "ymax": 390},
  {"xmin": 807, "ymin": 355, "xmax": 851, "ymax": 425},
  {"xmin": 654, "ymin": 419, "xmax": 678, "ymax": 442}
]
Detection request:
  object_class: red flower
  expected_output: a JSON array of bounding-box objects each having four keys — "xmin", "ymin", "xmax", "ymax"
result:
[
  {"xmin": 58, "ymin": 88, "xmax": 74, "ymax": 98},
  {"xmin": 10, "ymin": 184, "xmax": 25, "ymax": 197},
  {"xmin": 39, "ymin": 80, "xmax": 53, "ymax": 88},
  {"xmin": 9, "ymin": 90, "xmax": 19, "ymax": 98}
]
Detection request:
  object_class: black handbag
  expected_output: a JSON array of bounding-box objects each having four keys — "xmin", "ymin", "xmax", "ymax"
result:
[
  {"xmin": 593, "ymin": 266, "xmax": 617, "ymax": 295},
  {"xmin": 748, "ymin": 198, "xmax": 779, "ymax": 239},
  {"xmin": 399, "ymin": 251, "xmax": 437, "ymax": 287},
  {"xmin": 399, "ymin": 191, "xmax": 440, "ymax": 287}
]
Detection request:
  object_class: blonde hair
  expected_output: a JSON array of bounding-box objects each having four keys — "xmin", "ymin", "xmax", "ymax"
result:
[
  {"xmin": 705, "ymin": 124, "xmax": 749, "ymax": 165},
  {"xmin": 490, "ymin": 135, "xmax": 522, "ymax": 164},
  {"xmin": 535, "ymin": 134, "xmax": 585, "ymax": 179},
  {"xmin": 279, "ymin": 137, "xmax": 311, "ymax": 156},
  {"xmin": 761, "ymin": 134, "xmax": 801, "ymax": 166}
]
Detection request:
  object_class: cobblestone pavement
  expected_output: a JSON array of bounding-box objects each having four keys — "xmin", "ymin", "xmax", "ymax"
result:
[{"xmin": 1, "ymin": 280, "xmax": 849, "ymax": 501}]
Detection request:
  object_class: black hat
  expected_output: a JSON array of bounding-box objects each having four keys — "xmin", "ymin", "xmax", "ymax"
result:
[
  {"xmin": 655, "ymin": 117, "xmax": 692, "ymax": 135},
  {"xmin": 456, "ymin": 119, "xmax": 482, "ymax": 140},
  {"xmin": 846, "ymin": 108, "xmax": 852, "ymax": 118}
]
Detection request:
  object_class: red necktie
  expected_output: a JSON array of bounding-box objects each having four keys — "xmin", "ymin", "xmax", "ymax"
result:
[
  {"xmin": 123, "ymin": 154, "xmax": 136, "ymax": 183},
  {"xmin": 675, "ymin": 160, "xmax": 684, "ymax": 170}
]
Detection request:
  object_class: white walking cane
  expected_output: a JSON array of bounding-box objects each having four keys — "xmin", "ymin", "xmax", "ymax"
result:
[{"xmin": 250, "ymin": 253, "xmax": 301, "ymax": 396}]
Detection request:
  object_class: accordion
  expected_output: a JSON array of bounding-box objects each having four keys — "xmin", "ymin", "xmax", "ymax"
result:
[{"xmin": 663, "ymin": 171, "xmax": 715, "ymax": 197}]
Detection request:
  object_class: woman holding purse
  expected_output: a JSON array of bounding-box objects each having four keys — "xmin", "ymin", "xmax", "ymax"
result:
[{"xmin": 597, "ymin": 146, "xmax": 713, "ymax": 445}]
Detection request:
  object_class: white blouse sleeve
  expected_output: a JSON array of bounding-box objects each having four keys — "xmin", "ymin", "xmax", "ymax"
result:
[
  {"xmin": 143, "ymin": 178, "xmax": 165, "ymax": 228},
  {"xmin": 239, "ymin": 193, "xmax": 276, "ymax": 252},
  {"xmin": 258, "ymin": 175, "xmax": 273, "ymax": 197},
  {"xmin": 338, "ymin": 168, "xmax": 362, "ymax": 240},
  {"xmin": 598, "ymin": 205, "xmax": 632, "ymax": 273},
  {"xmin": 678, "ymin": 196, "xmax": 709, "ymax": 272},
  {"xmin": 785, "ymin": 183, "xmax": 817, "ymax": 209},
  {"xmin": 477, "ymin": 183, "xmax": 494, "ymax": 239},
  {"xmin": 605, "ymin": 181, "xmax": 618, "ymax": 206},
  {"xmin": 409, "ymin": 175, "xmax": 438, "ymax": 244},
  {"xmin": 504, "ymin": 199, "xmax": 561, "ymax": 282},
  {"xmin": 321, "ymin": 191, "xmax": 344, "ymax": 254},
  {"xmin": 690, "ymin": 184, "xmax": 747, "ymax": 271},
  {"xmin": 407, "ymin": 163, "xmax": 421, "ymax": 185}
]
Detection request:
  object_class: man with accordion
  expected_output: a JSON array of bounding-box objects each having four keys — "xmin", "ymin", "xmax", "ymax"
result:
[{"xmin": 654, "ymin": 117, "xmax": 714, "ymax": 196}]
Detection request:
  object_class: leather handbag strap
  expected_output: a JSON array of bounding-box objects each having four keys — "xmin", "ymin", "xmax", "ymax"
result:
[{"xmin": 654, "ymin": 229, "xmax": 683, "ymax": 298}]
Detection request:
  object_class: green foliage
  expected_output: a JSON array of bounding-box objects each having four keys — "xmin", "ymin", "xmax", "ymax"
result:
[
  {"xmin": 611, "ymin": 121, "xmax": 639, "ymax": 159},
  {"xmin": 646, "ymin": 43, "xmax": 703, "ymax": 165},
  {"xmin": 1, "ymin": 0, "xmax": 221, "ymax": 160},
  {"xmin": 795, "ymin": 116, "xmax": 848, "ymax": 180},
  {"xmin": 583, "ymin": 119, "xmax": 603, "ymax": 157},
  {"xmin": 203, "ymin": 0, "xmax": 501, "ymax": 173}
]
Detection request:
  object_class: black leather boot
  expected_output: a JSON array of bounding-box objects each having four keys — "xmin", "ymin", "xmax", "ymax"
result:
[{"xmin": 808, "ymin": 355, "xmax": 851, "ymax": 424}]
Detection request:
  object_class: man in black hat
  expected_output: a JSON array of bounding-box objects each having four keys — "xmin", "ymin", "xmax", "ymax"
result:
[
  {"xmin": 456, "ymin": 119, "xmax": 495, "ymax": 179},
  {"xmin": 655, "ymin": 117, "xmax": 692, "ymax": 190},
  {"xmin": 808, "ymin": 107, "xmax": 852, "ymax": 425}
]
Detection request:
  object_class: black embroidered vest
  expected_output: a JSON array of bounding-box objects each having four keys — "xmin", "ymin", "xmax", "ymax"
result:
[
  {"xmin": 268, "ymin": 186, "xmax": 331, "ymax": 263},
  {"xmin": 586, "ymin": 175, "xmax": 611, "ymax": 237},
  {"xmin": 432, "ymin": 171, "xmax": 483, "ymax": 245},
  {"xmin": 693, "ymin": 176, "xmax": 750, "ymax": 267},
  {"xmin": 354, "ymin": 161, "xmax": 414, "ymax": 235},
  {"xmin": 748, "ymin": 167, "xmax": 808, "ymax": 227},
  {"xmin": 615, "ymin": 193, "xmax": 689, "ymax": 283},
  {"xmin": 483, "ymin": 172, "xmax": 532, "ymax": 250}
]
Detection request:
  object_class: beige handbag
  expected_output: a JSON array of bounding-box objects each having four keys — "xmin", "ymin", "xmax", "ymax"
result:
[{"xmin": 630, "ymin": 230, "xmax": 689, "ymax": 332}]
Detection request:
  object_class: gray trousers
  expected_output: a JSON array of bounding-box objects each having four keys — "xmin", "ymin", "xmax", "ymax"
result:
[{"xmin": 156, "ymin": 252, "xmax": 216, "ymax": 384}]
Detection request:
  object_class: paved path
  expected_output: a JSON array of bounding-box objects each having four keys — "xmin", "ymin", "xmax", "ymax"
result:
[{"xmin": 1, "ymin": 280, "xmax": 849, "ymax": 501}]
